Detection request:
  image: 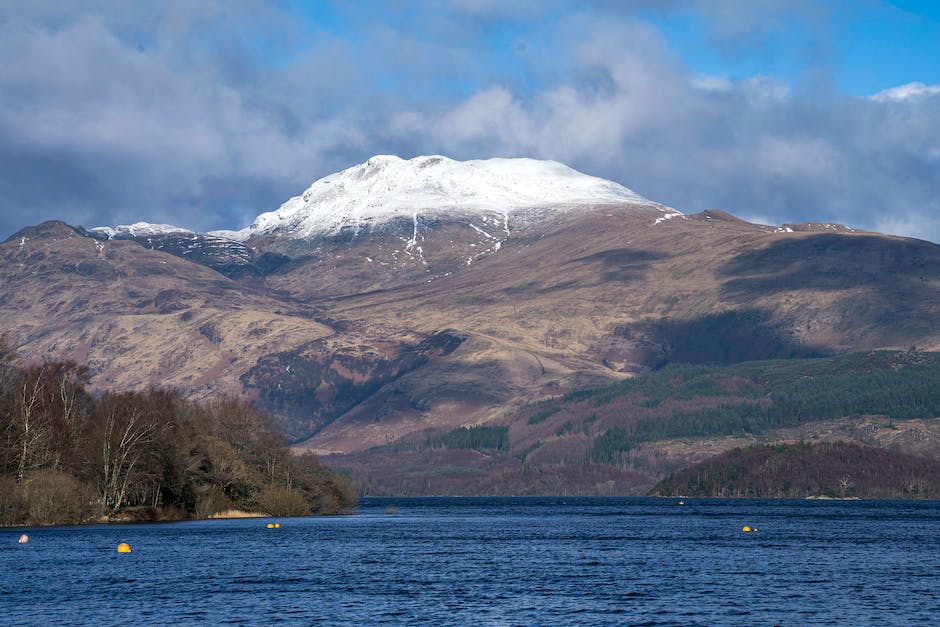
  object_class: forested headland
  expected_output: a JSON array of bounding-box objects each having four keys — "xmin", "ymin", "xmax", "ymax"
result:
[
  {"xmin": 650, "ymin": 441, "xmax": 940, "ymax": 498},
  {"xmin": 0, "ymin": 339, "xmax": 355, "ymax": 527}
]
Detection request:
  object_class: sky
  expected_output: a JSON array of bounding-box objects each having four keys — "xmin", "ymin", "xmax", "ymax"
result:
[{"xmin": 1, "ymin": 0, "xmax": 939, "ymax": 242}]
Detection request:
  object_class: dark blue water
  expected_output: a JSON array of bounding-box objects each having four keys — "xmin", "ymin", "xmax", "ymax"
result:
[{"xmin": 1, "ymin": 498, "xmax": 937, "ymax": 625}]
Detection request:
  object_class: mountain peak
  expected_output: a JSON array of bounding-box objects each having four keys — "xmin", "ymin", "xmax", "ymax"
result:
[
  {"xmin": 224, "ymin": 155, "xmax": 659, "ymax": 241},
  {"xmin": 5, "ymin": 220, "xmax": 85, "ymax": 242}
]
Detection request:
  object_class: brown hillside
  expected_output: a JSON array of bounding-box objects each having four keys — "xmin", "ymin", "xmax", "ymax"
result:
[{"xmin": 4, "ymin": 203, "xmax": 940, "ymax": 457}]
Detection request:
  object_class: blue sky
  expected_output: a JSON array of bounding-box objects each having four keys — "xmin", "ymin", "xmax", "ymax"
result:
[
  {"xmin": 1, "ymin": 0, "xmax": 939, "ymax": 241},
  {"xmin": 650, "ymin": 1, "xmax": 940, "ymax": 94}
]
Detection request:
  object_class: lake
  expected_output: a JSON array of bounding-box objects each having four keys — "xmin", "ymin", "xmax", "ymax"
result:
[{"xmin": 1, "ymin": 497, "xmax": 937, "ymax": 625}]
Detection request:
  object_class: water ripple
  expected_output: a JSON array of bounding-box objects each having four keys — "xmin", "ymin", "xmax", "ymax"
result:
[{"xmin": 1, "ymin": 497, "xmax": 937, "ymax": 625}]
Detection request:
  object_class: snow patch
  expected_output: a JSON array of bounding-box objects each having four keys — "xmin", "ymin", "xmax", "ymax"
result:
[
  {"xmin": 467, "ymin": 222, "xmax": 505, "ymax": 257},
  {"xmin": 206, "ymin": 229, "xmax": 242, "ymax": 240},
  {"xmin": 91, "ymin": 222, "xmax": 193, "ymax": 239},
  {"xmin": 653, "ymin": 211, "xmax": 683, "ymax": 225}
]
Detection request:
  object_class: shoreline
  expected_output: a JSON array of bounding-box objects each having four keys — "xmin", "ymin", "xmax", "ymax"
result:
[{"xmin": 208, "ymin": 509, "xmax": 267, "ymax": 519}]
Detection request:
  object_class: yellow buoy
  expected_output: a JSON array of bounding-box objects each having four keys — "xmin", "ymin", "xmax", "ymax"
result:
[
  {"xmin": 18, "ymin": 534, "xmax": 29, "ymax": 544},
  {"xmin": 678, "ymin": 501, "xmax": 685, "ymax": 506},
  {"xmin": 266, "ymin": 523, "xmax": 274, "ymax": 529},
  {"xmin": 742, "ymin": 526, "xmax": 751, "ymax": 533},
  {"xmin": 274, "ymin": 523, "xmax": 280, "ymax": 529},
  {"xmin": 117, "ymin": 543, "xmax": 131, "ymax": 553}
]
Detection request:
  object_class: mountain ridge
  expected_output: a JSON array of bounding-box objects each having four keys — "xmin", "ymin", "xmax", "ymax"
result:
[{"xmin": 3, "ymin": 155, "xmax": 940, "ymax": 495}]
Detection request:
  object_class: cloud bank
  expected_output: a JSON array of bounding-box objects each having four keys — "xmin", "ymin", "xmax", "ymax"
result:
[{"xmin": 1, "ymin": 1, "xmax": 938, "ymax": 243}]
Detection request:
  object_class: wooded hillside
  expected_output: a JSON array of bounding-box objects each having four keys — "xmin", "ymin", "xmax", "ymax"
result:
[
  {"xmin": 512, "ymin": 349, "xmax": 940, "ymax": 467},
  {"xmin": 332, "ymin": 349, "xmax": 940, "ymax": 496},
  {"xmin": 650, "ymin": 441, "xmax": 940, "ymax": 498}
]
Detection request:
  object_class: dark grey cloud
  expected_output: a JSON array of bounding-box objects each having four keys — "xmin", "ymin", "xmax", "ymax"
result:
[
  {"xmin": 0, "ymin": 1, "xmax": 938, "ymax": 245},
  {"xmin": 0, "ymin": 1, "xmax": 366, "ymax": 234}
]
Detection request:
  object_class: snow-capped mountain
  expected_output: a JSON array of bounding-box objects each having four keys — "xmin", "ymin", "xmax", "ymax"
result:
[
  {"xmin": 80, "ymin": 156, "xmax": 680, "ymax": 283},
  {"xmin": 88, "ymin": 156, "xmax": 678, "ymax": 275},
  {"xmin": 215, "ymin": 155, "xmax": 669, "ymax": 242}
]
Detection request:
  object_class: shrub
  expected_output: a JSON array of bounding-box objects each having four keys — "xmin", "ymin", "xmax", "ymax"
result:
[
  {"xmin": 324, "ymin": 475, "xmax": 357, "ymax": 513},
  {"xmin": 256, "ymin": 484, "xmax": 311, "ymax": 517},
  {"xmin": 0, "ymin": 475, "xmax": 24, "ymax": 525},
  {"xmin": 194, "ymin": 486, "xmax": 234, "ymax": 519},
  {"xmin": 22, "ymin": 469, "xmax": 97, "ymax": 526}
]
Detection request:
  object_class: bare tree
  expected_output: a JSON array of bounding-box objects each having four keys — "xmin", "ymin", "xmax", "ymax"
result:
[
  {"xmin": 199, "ymin": 436, "xmax": 249, "ymax": 494},
  {"xmin": 45, "ymin": 361, "xmax": 91, "ymax": 472},
  {"xmin": 3, "ymin": 359, "xmax": 91, "ymax": 481},
  {"xmin": 904, "ymin": 475, "xmax": 928, "ymax": 496},
  {"xmin": 14, "ymin": 365, "xmax": 50, "ymax": 482},
  {"xmin": 96, "ymin": 393, "xmax": 163, "ymax": 513},
  {"xmin": 838, "ymin": 473, "xmax": 854, "ymax": 497}
]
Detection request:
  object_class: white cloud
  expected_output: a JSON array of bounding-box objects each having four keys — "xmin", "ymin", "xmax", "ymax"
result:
[
  {"xmin": 691, "ymin": 75, "xmax": 734, "ymax": 92},
  {"xmin": 870, "ymin": 82, "xmax": 940, "ymax": 103},
  {"xmin": 436, "ymin": 87, "xmax": 535, "ymax": 154}
]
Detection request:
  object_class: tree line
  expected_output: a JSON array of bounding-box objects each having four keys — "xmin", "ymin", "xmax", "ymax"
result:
[
  {"xmin": 0, "ymin": 339, "xmax": 355, "ymax": 526},
  {"xmin": 423, "ymin": 425, "xmax": 509, "ymax": 451},
  {"xmin": 650, "ymin": 441, "xmax": 940, "ymax": 498}
]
